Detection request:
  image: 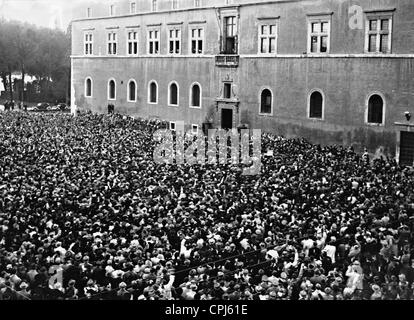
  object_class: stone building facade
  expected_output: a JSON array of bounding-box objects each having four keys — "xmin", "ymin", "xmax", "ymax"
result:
[{"xmin": 70, "ymin": 0, "xmax": 414, "ymax": 165}]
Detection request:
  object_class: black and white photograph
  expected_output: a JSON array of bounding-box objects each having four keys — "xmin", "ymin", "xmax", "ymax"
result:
[{"xmin": 0, "ymin": 0, "xmax": 414, "ymax": 316}]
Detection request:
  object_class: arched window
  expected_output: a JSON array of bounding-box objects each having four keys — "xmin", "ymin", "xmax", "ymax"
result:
[
  {"xmin": 148, "ymin": 81, "xmax": 158, "ymax": 104},
  {"xmin": 85, "ymin": 78, "xmax": 92, "ymax": 97},
  {"xmin": 168, "ymin": 82, "xmax": 179, "ymax": 106},
  {"xmin": 108, "ymin": 79, "xmax": 116, "ymax": 100},
  {"xmin": 190, "ymin": 83, "xmax": 201, "ymax": 108},
  {"xmin": 309, "ymin": 90, "xmax": 323, "ymax": 119},
  {"xmin": 260, "ymin": 88, "xmax": 272, "ymax": 114},
  {"xmin": 367, "ymin": 94, "xmax": 384, "ymax": 124},
  {"xmin": 128, "ymin": 80, "xmax": 137, "ymax": 102}
]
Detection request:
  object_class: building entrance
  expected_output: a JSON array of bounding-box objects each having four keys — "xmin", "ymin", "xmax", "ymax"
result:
[
  {"xmin": 221, "ymin": 108, "xmax": 233, "ymax": 129},
  {"xmin": 400, "ymin": 131, "xmax": 414, "ymax": 166}
]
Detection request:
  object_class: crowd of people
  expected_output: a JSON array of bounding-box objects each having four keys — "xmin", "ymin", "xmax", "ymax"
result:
[
  {"xmin": 1, "ymin": 101, "xmax": 28, "ymax": 112},
  {"xmin": 0, "ymin": 110, "xmax": 413, "ymax": 300},
  {"xmin": 2, "ymin": 101, "xmax": 16, "ymax": 112}
]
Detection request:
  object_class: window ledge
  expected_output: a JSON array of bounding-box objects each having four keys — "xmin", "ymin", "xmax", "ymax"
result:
[
  {"xmin": 364, "ymin": 51, "xmax": 392, "ymax": 55},
  {"xmin": 258, "ymin": 113, "xmax": 273, "ymax": 117},
  {"xmin": 366, "ymin": 122, "xmax": 385, "ymax": 127},
  {"xmin": 306, "ymin": 53, "xmax": 330, "ymax": 56},
  {"xmin": 257, "ymin": 53, "xmax": 278, "ymax": 57}
]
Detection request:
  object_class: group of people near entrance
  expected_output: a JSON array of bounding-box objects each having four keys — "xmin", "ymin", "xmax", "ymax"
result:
[
  {"xmin": 2, "ymin": 101, "xmax": 27, "ymax": 112},
  {"xmin": 0, "ymin": 111, "xmax": 413, "ymax": 300},
  {"xmin": 3, "ymin": 101, "xmax": 16, "ymax": 112}
]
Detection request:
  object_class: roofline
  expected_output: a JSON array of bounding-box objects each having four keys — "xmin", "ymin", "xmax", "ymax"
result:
[{"xmin": 71, "ymin": 0, "xmax": 304, "ymax": 24}]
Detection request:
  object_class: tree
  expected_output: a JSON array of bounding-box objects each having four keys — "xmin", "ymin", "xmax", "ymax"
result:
[
  {"xmin": 13, "ymin": 23, "xmax": 39, "ymax": 103},
  {"xmin": 0, "ymin": 19, "xmax": 19, "ymax": 101},
  {"xmin": 0, "ymin": 19, "xmax": 70, "ymax": 103}
]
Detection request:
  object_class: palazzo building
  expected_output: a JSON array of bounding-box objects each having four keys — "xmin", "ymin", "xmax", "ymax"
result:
[{"xmin": 70, "ymin": 0, "xmax": 414, "ymax": 165}]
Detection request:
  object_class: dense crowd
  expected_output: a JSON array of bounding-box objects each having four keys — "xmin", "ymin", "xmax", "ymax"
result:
[{"xmin": 0, "ymin": 111, "xmax": 413, "ymax": 300}]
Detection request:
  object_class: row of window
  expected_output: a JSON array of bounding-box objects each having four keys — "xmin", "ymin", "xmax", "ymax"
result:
[
  {"xmin": 85, "ymin": 78, "xmax": 202, "ymax": 108},
  {"xmin": 83, "ymin": 11, "xmax": 393, "ymax": 56},
  {"xmin": 259, "ymin": 88, "xmax": 386, "ymax": 125},
  {"xmin": 87, "ymin": 0, "xmax": 230, "ymax": 18},
  {"xmin": 85, "ymin": 26, "xmax": 205, "ymax": 56},
  {"xmin": 85, "ymin": 77, "xmax": 385, "ymax": 125}
]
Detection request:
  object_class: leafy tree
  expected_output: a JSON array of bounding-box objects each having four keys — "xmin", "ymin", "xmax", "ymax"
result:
[
  {"xmin": 0, "ymin": 19, "xmax": 70, "ymax": 103},
  {"xmin": 0, "ymin": 19, "xmax": 19, "ymax": 101}
]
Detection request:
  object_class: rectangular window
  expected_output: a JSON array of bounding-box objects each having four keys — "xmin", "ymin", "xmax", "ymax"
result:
[
  {"xmin": 127, "ymin": 30, "xmax": 138, "ymax": 55},
  {"xmin": 130, "ymin": 2, "xmax": 136, "ymax": 14},
  {"xmin": 107, "ymin": 32, "xmax": 117, "ymax": 55},
  {"xmin": 148, "ymin": 29, "xmax": 160, "ymax": 54},
  {"xmin": 172, "ymin": 0, "xmax": 178, "ymax": 10},
  {"xmin": 170, "ymin": 122, "xmax": 176, "ymax": 131},
  {"xmin": 168, "ymin": 28, "xmax": 181, "ymax": 54},
  {"xmin": 194, "ymin": 0, "xmax": 201, "ymax": 7},
  {"xmin": 152, "ymin": 0, "xmax": 158, "ymax": 12},
  {"xmin": 308, "ymin": 18, "xmax": 330, "ymax": 54},
  {"xmin": 110, "ymin": 4, "xmax": 115, "ymax": 16},
  {"xmin": 87, "ymin": 7, "xmax": 91, "ymax": 18},
  {"xmin": 223, "ymin": 83, "xmax": 232, "ymax": 99},
  {"xmin": 259, "ymin": 23, "xmax": 277, "ymax": 54},
  {"xmin": 365, "ymin": 14, "xmax": 392, "ymax": 53},
  {"xmin": 192, "ymin": 124, "xmax": 199, "ymax": 135},
  {"xmin": 190, "ymin": 27, "xmax": 204, "ymax": 54},
  {"xmin": 224, "ymin": 16, "xmax": 237, "ymax": 54},
  {"xmin": 84, "ymin": 32, "xmax": 93, "ymax": 55}
]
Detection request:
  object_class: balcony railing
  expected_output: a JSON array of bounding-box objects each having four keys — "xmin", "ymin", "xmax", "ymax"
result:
[{"xmin": 215, "ymin": 54, "xmax": 239, "ymax": 67}]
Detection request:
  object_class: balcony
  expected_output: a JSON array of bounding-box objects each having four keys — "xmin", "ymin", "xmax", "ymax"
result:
[{"xmin": 215, "ymin": 54, "xmax": 239, "ymax": 68}]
